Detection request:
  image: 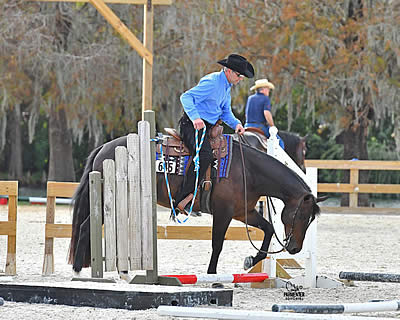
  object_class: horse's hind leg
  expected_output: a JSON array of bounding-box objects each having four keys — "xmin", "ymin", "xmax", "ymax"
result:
[
  {"xmin": 207, "ymin": 212, "xmax": 233, "ymax": 275},
  {"xmin": 239, "ymin": 209, "xmax": 274, "ymax": 270},
  {"xmin": 73, "ymin": 216, "xmax": 90, "ymax": 273}
]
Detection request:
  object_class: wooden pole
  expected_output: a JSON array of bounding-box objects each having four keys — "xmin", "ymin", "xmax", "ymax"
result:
[
  {"xmin": 89, "ymin": 171, "xmax": 103, "ymax": 278},
  {"xmin": 89, "ymin": 0, "xmax": 153, "ymax": 65},
  {"xmin": 142, "ymin": 0, "xmax": 154, "ymax": 113}
]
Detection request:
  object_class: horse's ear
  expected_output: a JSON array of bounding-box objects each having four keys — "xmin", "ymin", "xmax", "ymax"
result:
[{"xmin": 316, "ymin": 195, "xmax": 329, "ymax": 203}]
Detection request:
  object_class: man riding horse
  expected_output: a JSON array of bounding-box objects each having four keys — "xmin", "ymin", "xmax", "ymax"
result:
[
  {"xmin": 173, "ymin": 53, "xmax": 255, "ymax": 215},
  {"xmin": 244, "ymin": 78, "xmax": 285, "ymax": 149}
]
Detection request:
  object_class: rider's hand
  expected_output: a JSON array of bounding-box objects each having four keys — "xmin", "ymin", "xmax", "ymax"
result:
[
  {"xmin": 235, "ymin": 123, "xmax": 245, "ymax": 135},
  {"xmin": 192, "ymin": 118, "xmax": 205, "ymax": 130}
]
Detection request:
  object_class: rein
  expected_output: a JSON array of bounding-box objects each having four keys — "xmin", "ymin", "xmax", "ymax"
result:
[
  {"xmin": 162, "ymin": 128, "xmax": 206, "ymax": 223},
  {"xmin": 237, "ymin": 135, "xmax": 303, "ymax": 255}
]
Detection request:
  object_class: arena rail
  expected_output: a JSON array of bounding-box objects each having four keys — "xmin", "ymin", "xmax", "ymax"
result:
[
  {"xmin": 41, "ymin": 162, "xmax": 400, "ymax": 275},
  {"xmin": 0, "ymin": 180, "xmax": 18, "ymax": 275},
  {"xmin": 304, "ymin": 159, "xmax": 400, "ymax": 213}
]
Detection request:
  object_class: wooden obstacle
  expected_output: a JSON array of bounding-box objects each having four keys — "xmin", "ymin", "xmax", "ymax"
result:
[
  {"xmin": 87, "ymin": 117, "xmax": 181, "ymax": 285},
  {"xmin": 42, "ymin": 181, "xmax": 78, "ymax": 275},
  {"xmin": 272, "ymin": 300, "xmax": 400, "ymax": 314},
  {"xmin": 0, "ymin": 180, "xmax": 18, "ymax": 275},
  {"xmin": 339, "ymin": 271, "xmax": 400, "ymax": 283},
  {"xmin": 0, "ymin": 281, "xmax": 232, "ymax": 310},
  {"xmin": 157, "ymin": 306, "xmax": 385, "ymax": 319},
  {"xmin": 161, "ymin": 273, "xmax": 268, "ymax": 285}
]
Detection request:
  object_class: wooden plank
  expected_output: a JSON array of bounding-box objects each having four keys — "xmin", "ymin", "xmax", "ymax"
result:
[
  {"xmin": 143, "ymin": 111, "xmax": 159, "ymax": 282},
  {"xmin": 0, "ymin": 181, "xmax": 18, "ymax": 196},
  {"xmin": 115, "ymin": 147, "xmax": 129, "ymax": 272},
  {"xmin": 89, "ymin": 171, "xmax": 103, "ymax": 278},
  {"xmin": 127, "ymin": 134, "xmax": 142, "ymax": 270},
  {"xmin": 349, "ymin": 169, "xmax": 359, "ymax": 207},
  {"xmin": 6, "ymin": 194, "xmax": 17, "ymax": 275},
  {"xmin": 103, "ymin": 159, "xmax": 117, "ymax": 272},
  {"xmin": 321, "ymin": 206, "xmax": 400, "ymax": 215},
  {"xmin": 157, "ymin": 225, "xmax": 264, "ymax": 241},
  {"xmin": 47, "ymin": 181, "xmax": 78, "ymax": 197},
  {"xmin": 142, "ymin": 1, "xmax": 153, "ymax": 112},
  {"xmin": 45, "ymin": 224, "xmax": 72, "ymax": 238},
  {"xmin": 30, "ymin": 0, "xmax": 172, "ymax": 4},
  {"xmin": 89, "ymin": 0, "xmax": 153, "ymax": 65},
  {"xmin": 139, "ymin": 121, "xmax": 154, "ymax": 270},
  {"xmin": 317, "ymin": 183, "xmax": 400, "ymax": 194},
  {"xmin": 0, "ymin": 221, "xmax": 16, "ymax": 236},
  {"xmin": 42, "ymin": 195, "xmax": 56, "ymax": 275},
  {"xmin": 0, "ymin": 282, "xmax": 233, "ymax": 310},
  {"xmin": 305, "ymin": 160, "xmax": 400, "ymax": 170},
  {"xmin": 357, "ymin": 184, "xmax": 400, "ymax": 194}
]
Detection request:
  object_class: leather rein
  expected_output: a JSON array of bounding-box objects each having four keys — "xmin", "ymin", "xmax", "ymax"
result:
[{"xmin": 237, "ymin": 135, "xmax": 307, "ymax": 255}]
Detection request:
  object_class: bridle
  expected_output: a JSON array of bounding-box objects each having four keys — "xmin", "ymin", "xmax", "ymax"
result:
[{"xmin": 237, "ymin": 135, "xmax": 313, "ymax": 255}]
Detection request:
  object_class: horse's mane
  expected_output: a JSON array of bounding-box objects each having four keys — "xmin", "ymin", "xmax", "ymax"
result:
[
  {"xmin": 231, "ymin": 138, "xmax": 311, "ymax": 193},
  {"xmin": 279, "ymin": 131, "xmax": 301, "ymax": 159}
]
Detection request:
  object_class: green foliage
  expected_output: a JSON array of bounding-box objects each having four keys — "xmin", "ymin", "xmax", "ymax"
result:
[{"xmin": 22, "ymin": 115, "xmax": 49, "ymax": 185}]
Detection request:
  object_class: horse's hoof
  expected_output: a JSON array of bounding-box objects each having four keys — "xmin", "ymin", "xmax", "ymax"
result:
[
  {"xmin": 212, "ymin": 282, "xmax": 224, "ymax": 289},
  {"xmin": 243, "ymin": 256, "xmax": 253, "ymax": 270},
  {"xmin": 73, "ymin": 271, "xmax": 81, "ymax": 278}
]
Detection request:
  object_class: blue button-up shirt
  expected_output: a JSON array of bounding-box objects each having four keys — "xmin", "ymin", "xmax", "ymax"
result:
[{"xmin": 180, "ymin": 70, "xmax": 241, "ymax": 130}]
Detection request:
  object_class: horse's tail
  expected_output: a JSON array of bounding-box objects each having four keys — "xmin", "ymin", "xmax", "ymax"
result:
[{"xmin": 68, "ymin": 144, "xmax": 103, "ymax": 267}]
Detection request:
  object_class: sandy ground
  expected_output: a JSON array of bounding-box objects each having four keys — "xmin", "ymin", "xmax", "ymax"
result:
[{"xmin": 0, "ymin": 203, "xmax": 400, "ymax": 319}]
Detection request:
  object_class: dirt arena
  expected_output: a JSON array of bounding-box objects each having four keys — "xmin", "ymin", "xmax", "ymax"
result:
[{"xmin": 0, "ymin": 203, "xmax": 400, "ymax": 319}]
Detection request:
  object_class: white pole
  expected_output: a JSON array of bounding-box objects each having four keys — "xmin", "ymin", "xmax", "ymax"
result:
[{"xmin": 157, "ymin": 306, "xmax": 385, "ymax": 320}]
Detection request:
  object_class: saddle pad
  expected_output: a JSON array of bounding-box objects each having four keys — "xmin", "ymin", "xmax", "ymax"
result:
[{"xmin": 156, "ymin": 135, "xmax": 233, "ymax": 178}]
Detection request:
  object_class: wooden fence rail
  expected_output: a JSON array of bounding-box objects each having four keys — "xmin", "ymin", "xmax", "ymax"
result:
[
  {"xmin": 41, "ymin": 160, "xmax": 400, "ymax": 274},
  {"xmin": 0, "ymin": 180, "xmax": 18, "ymax": 275},
  {"xmin": 305, "ymin": 160, "xmax": 400, "ymax": 210}
]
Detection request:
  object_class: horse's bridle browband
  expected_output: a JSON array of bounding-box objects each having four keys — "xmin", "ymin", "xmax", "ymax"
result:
[{"xmin": 237, "ymin": 135, "xmax": 312, "ymax": 255}]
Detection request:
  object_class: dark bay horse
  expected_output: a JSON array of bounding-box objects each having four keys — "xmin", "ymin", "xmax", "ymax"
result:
[
  {"xmin": 242, "ymin": 130, "xmax": 307, "ymax": 172},
  {"xmin": 69, "ymin": 134, "xmax": 324, "ymax": 275}
]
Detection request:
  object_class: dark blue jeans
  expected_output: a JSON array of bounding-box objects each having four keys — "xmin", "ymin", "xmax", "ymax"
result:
[{"xmin": 174, "ymin": 113, "xmax": 214, "ymax": 205}]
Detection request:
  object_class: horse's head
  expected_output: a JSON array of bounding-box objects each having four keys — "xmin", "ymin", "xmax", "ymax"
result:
[
  {"xmin": 281, "ymin": 193, "xmax": 326, "ymax": 254},
  {"xmin": 295, "ymin": 135, "xmax": 307, "ymax": 173}
]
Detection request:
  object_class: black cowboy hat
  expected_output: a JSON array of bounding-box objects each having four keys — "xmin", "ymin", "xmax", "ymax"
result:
[{"xmin": 217, "ymin": 54, "xmax": 255, "ymax": 78}]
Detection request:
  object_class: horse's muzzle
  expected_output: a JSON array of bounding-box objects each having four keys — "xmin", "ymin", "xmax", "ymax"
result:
[{"xmin": 286, "ymin": 241, "xmax": 302, "ymax": 254}]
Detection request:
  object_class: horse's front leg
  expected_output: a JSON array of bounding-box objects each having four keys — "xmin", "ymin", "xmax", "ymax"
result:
[
  {"xmin": 207, "ymin": 211, "xmax": 233, "ymax": 275},
  {"xmin": 239, "ymin": 209, "xmax": 274, "ymax": 270}
]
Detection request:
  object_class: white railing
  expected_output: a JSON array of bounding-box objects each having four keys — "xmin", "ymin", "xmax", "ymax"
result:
[{"xmin": 264, "ymin": 126, "xmax": 318, "ymax": 288}]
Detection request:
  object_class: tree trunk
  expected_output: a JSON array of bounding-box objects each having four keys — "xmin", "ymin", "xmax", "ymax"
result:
[
  {"xmin": 48, "ymin": 105, "xmax": 75, "ymax": 182},
  {"xmin": 340, "ymin": 116, "xmax": 370, "ymax": 207},
  {"xmin": 8, "ymin": 103, "xmax": 23, "ymax": 180}
]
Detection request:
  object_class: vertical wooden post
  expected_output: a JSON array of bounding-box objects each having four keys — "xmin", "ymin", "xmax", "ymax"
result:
[
  {"xmin": 349, "ymin": 168, "xmax": 359, "ymax": 208},
  {"xmin": 131, "ymin": 111, "xmax": 181, "ymax": 286},
  {"xmin": 144, "ymin": 112, "xmax": 157, "ymax": 281},
  {"xmin": 115, "ymin": 146, "xmax": 129, "ymax": 272},
  {"xmin": 138, "ymin": 120, "xmax": 154, "ymax": 270},
  {"xmin": 142, "ymin": 0, "xmax": 153, "ymax": 114},
  {"xmin": 89, "ymin": 171, "xmax": 103, "ymax": 278},
  {"xmin": 103, "ymin": 159, "xmax": 117, "ymax": 272},
  {"xmin": 5, "ymin": 183, "xmax": 17, "ymax": 275},
  {"xmin": 42, "ymin": 184, "xmax": 55, "ymax": 275},
  {"xmin": 127, "ymin": 134, "xmax": 142, "ymax": 270}
]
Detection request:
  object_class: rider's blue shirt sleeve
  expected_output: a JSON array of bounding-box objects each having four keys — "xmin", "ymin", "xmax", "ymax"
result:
[
  {"xmin": 220, "ymin": 95, "xmax": 240, "ymax": 130},
  {"xmin": 264, "ymin": 96, "xmax": 272, "ymax": 111}
]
